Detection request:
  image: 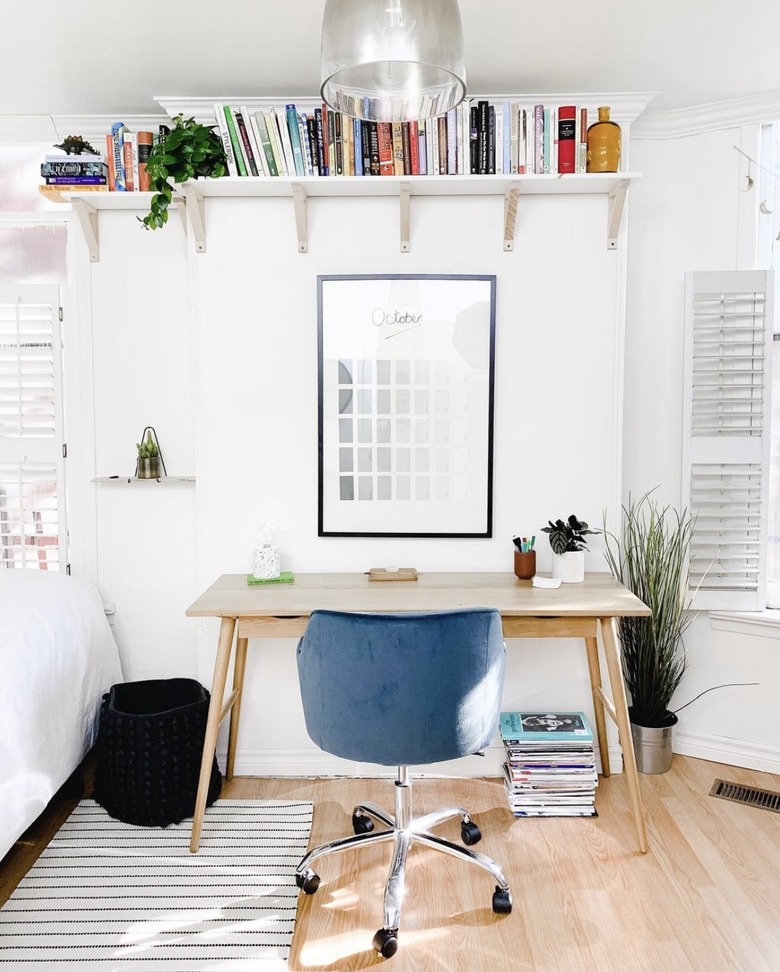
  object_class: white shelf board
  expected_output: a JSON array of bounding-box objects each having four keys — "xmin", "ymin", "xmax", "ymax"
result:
[
  {"xmin": 92, "ymin": 475, "xmax": 195, "ymax": 484},
  {"xmin": 58, "ymin": 191, "xmax": 184, "ymax": 210}
]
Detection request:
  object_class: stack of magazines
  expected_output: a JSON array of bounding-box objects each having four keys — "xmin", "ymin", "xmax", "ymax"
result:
[{"xmin": 499, "ymin": 711, "xmax": 598, "ymax": 817}]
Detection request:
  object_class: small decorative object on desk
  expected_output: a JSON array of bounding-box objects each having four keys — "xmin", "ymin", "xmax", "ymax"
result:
[
  {"xmin": 253, "ymin": 520, "xmax": 280, "ymax": 580},
  {"xmin": 135, "ymin": 426, "xmax": 166, "ymax": 479},
  {"xmin": 368, "ymin": 567, "xmax": 418, "ymax": 582},
  {"xmin": 541, "ymin": 515, "xmax": 594, "ymax": 584},
  {"xmin": 586, "ymin": 106, "xmax": 621, "ymax": 173},
  {"xmin": 512, "ymin": 535, "xmax": 536, "ymax": 580}
]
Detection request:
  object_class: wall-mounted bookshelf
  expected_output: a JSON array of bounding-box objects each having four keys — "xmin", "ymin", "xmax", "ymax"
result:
[
  {"xmin": 52, "ymin": 172, "xmax": 638, "ymax": 259},
  {"xmin": 92, "ymin": 476, "xmax": 195, "ymax": 484}
]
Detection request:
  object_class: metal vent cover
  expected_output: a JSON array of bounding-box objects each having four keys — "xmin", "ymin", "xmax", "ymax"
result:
[{"xmin": 709, "ymin": 778, "xmax": 780, "ymax": 814}]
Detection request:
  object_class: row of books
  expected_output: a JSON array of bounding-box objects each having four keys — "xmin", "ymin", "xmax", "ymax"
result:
[
  {"xmin": 214, "ymin": 100, "xmax": 596, "ymax": 180},
  {"xmin": 39, "ymin": 123, "xmax": 168, "ymax": 195},
  {"xmin": 500, "ymin": 711, "xmax": 598, "ymax": 817}
]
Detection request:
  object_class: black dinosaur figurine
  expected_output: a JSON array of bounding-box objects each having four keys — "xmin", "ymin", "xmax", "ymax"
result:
[{"xmin": 52, "ymin": 135, "xmax": 100, "ymax": 156}]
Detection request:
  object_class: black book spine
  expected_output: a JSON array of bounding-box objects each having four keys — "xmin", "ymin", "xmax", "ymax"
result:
[
  {"xmin": 478, "ymin": 100, "xmax": 488, "ymax": 174},
  {"xmin": 470, "ymin": 106, "xmax": 478, "ymax": 174},
  {"xmin": 487, "ymin": 105, "xmax": 495, "ymax": 175},
  {"xmin": 369, "ymin": 122, "xmax": 380, "ymax": 175},
  {"xmin": 315, "ymin": 108, "xmax": 327, "ymax": 176},
  {"xmin": 334, "ymin": 112, "xmax": 343, "ymax": 175},
  {"xmin": 401, "ymin": 122, "xmax": 411, "ymax": 175},
  {"xmin": 306, "ymin": 117, "xmax": 318, "ymax": 176},
  {"xmin": 235, "ymin": 112, "xmax": 259, "ymax": 176},
  {"xmin": 361, "ymin": 121, "xmax": 372, "ymax": 175}
]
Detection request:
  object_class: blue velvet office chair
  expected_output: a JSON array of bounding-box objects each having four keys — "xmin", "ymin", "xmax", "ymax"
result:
[{"xmin": 295, "ymin": 608, "xmax": 512, "ymax": 959}]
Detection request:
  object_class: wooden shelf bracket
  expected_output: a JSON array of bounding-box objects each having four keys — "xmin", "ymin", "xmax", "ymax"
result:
[
  {"xmin": 503, "ymin": 187, "xmax": 520, "ymax": 252},
  {"xmin": 607, "ymin": 179, "xmax": 630, "ymax": 249},
  {"xmin": 181, "ymin": 185, "xmax": 206, "ymax": 253},
  {"xmin": 400, "ymin": 183, "xmax": 411, "ymax": 253},
  {"xmin": 71, "ymin": 199, "xmax": 99, "ymax": 262},
  {"xmin": 292, "ymin": 184, "xmax": 308, "ymax": 253}
]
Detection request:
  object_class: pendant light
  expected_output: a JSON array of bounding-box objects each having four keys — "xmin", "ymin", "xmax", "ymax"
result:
[{"xmin": 320, "ymin": 0, "xmax": 467, "ymax": 123}]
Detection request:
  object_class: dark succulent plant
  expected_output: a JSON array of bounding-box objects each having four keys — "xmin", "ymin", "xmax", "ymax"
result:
[{"xmin": 541, "ymin": 515, "xmax": 594, "ymax": 554}]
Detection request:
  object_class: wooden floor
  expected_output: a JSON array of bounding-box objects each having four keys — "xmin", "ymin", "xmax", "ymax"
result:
[{"xmin": 2, "ymin": 757, "xmax": 779, "ymax": 971}]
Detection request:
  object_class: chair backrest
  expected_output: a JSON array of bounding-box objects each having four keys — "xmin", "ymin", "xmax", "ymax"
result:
[{"xmin": 296, "ymin": 608, "xmax": 505, "ymax": 766}]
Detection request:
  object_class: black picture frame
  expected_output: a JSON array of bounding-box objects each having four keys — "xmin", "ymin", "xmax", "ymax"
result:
[{"xmin": 318, "ymin": 273, "xmax": 496, "ymax": 538}]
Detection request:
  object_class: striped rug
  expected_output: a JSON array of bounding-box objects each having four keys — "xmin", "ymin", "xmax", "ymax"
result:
[{"xmin": 0, "ymin": 799, "xmax": 313, "ymax": 970}]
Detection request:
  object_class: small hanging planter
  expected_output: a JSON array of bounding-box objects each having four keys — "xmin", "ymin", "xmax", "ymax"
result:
[{"xmin": 135, "ymin": 426, "xmax": 167, "ymax": 480}]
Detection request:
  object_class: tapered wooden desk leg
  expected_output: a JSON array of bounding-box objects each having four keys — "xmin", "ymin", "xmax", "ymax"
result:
[
  {"xmin": 226, "ymin": 636, "xmax": 248, "ymax": 781},
  {"xmin": 190, "ymin": 616, "xmax": 237, "ymax": 854},
  {"xmin": 584, "ymin": 636, "xmax": 611, "ymax": 777},
  {"xmin": 599, "ymin": 617, "xmax": 648, "ymax": 854}
]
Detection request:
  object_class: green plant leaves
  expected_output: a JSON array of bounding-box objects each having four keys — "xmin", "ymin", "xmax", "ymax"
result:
[{"xmin": 139, "ymin": 114, "xmax": 227, "ymax": 231}]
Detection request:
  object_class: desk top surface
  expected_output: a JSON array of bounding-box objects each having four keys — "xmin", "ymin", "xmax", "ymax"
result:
[{"xmin": 185, "ymin": 571, "xmax": 651, "ymax": 619}]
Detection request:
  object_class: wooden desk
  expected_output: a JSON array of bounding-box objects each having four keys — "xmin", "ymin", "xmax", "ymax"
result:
[{"xmin": 185, "ymin": 571, "xmax": 651, "ymax": 854}]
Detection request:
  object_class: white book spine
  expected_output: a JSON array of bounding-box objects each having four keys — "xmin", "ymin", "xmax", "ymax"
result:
[
  {"xmin": 495, "ymin": 108, "xmax": 504, "ymax": 175},
  {"xmin": 432, "ymin": 119, "xmax": 440, "ymax": 176},
  {"xmin": 262, "ymin": 109, "xmax": 285, "ymax": 176},
  {"xmin": 447, "ymin": 108, "xmax": 457, "ymax": 175},
  {"xmin": 240, "ymin": 105, "xmax": 265, "ymax": 177},
  {"xmin": 275, "ymin": 108, "xmax": 296, "ymax": 177},
  {"xmin": 213, "ymin": 104, "xmax": 238, "ymax": 176},
  {"xmin": 248, "ymin": 113, "xmax": 269, "ymax": 177},
  {"xmin": 510, "ymin": 102, "xmax": 519, "ymax": 175}
]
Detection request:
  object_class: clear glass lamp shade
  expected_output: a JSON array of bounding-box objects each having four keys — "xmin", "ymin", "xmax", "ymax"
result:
[{"xmin": 321, "ymin": 0, "xmax": 467, "ymax": 123}]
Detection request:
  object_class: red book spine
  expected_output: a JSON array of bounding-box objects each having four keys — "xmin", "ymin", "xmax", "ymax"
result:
[
  {"xmin": 557, "ymin": 106, "xmax": 576, "ymax": 174},
  {"xmin": 137, "ymin": 131, "xmax": 153, "ymax": 191},
  {"xmin": 378, "ymin": 123, "xmax": 394, "ymax": 175},
  {"xmin": 409, "ymin": 121, "xmax": 419, "ymax": 175}
]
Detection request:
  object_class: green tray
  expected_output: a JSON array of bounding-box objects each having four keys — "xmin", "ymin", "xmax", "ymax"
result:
[{"xmin": 247, "ymin": 571, "xmax": 294, "ymax": 586}]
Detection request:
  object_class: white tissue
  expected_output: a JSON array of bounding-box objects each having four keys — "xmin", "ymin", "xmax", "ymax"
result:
[{"xmin": 532, "ymin": 575, "xmax": 562, "ymax": 589}]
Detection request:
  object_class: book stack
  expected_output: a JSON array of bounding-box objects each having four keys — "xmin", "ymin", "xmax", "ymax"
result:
[
  {"xmin": 39, "ymin": 154, "xmax": 109, "ymax": 196},
  {"xmin": 499, "ymin": 711, "xmax": 598, "ymax": 817}
]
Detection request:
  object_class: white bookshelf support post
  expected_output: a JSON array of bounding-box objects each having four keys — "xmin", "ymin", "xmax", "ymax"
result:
[
  {"xmin": 400, "ymin": 183, "xmax": 411, "ymax": 253},
  {"xmin": 503, "ymin": 187, "xmax": 520, "ymax": 252},
  {"xmin": 607, "ymin": 179, "xmax": 630, "ymax": 250},
  {"xmin": 182, "ymin": 185, "xmax": 206, "ymax": 253},
  {"xmin": 292, "ymin": 184, "xmax": 308, "ymax": 253},
  {"xmin": 71, "ymin": 199, "xmax": 99, "ymax": 263}
]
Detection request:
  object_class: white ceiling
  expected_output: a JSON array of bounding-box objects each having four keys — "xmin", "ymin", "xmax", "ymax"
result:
[{"xmin": 3, "ymin": 0, "xmax": 780, "ymax": 118}]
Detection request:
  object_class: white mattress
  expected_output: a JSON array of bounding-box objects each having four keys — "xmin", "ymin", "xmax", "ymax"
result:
[{"xmin": 0, "ymin": 571, "xmax": 123, "ymax": 860}]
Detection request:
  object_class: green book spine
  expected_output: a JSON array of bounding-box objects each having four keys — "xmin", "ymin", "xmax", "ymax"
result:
[
  {"xmin": 255, "ymin": 112, "xmax": 278, "ymax": 176},
  {"xmin": 223, "ymin": 105, "xmax": 248, "ymax": 176}
]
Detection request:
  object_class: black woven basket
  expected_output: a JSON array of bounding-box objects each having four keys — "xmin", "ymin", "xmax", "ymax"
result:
[{"xmin": 93, "ymin": 678, "xmax": 222, "ymax": 827}]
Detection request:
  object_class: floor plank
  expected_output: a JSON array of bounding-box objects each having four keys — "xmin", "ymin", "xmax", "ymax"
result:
[{"xmin": 1, "ymin": 756, "xmax": 779, "ymax": 971}]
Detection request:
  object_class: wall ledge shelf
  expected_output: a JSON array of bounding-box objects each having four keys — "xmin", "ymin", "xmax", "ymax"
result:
[
  {"xmin": 92, "ymin": 476, "xmax": 195, "ymax": 484},
  {"xmin": 57, "ymin": 172, "xmax": 639, "ymax": 255}
]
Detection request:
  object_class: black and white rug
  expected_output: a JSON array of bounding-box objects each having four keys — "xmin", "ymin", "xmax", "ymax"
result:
[{"xmin": 0, "ymin": 799, "xmax": 313, "ymax": 970}]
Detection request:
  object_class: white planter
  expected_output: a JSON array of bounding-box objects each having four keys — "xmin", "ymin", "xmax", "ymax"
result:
[{"xmin": 551, "ymin": 550, "xmax": 585, "ymax": 583}]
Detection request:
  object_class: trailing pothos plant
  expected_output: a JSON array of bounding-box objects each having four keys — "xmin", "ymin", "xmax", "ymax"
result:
[{"xmin": 140, "ymin": 115, "xmax": 227, "ymax": 230}]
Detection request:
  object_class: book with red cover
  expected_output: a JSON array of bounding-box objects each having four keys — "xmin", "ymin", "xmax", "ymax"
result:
[
  {"xmin": 409, "ymin": 121, "xmax": 419, "ymax": 175},
  {"xmin": 401, "ymin": 122, "xmax": 411, "ymax": 175},
  {"xmin": 378, "ymin": 123, "xmax": 394, "ymax": 175},
  {"xmin": 137, "ymin": 131, "xmax": 153, "ymax": 191},
  {"xmin": 557, "ymin": 106, "xmax": 576, "ymax": 174}
]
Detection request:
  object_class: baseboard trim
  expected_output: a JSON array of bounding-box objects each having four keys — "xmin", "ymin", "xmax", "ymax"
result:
[
  {"xmin": 219, "ymin": 744, "xmax": 623, "ymax": 778},
  {"xmin": 673, "ymin": 730, "xmax": 780, "ymax": 775}
]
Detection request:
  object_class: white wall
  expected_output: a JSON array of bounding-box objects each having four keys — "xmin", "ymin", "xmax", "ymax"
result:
[
  {"xmin": 75, "ymin": 187, "xmax": 629, "ymax": 776},
  {"xmin": 624, "ymin": 126, "xmax": 780, "ymax": 773}
]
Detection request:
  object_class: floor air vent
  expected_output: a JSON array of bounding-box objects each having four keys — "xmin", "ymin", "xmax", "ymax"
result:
[{"xmin": 709, "ymin": 778, "xmax": 780, "ymax": 814}]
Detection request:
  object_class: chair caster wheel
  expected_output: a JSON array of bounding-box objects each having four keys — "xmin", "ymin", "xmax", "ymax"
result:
[
  {"xmin": 295, "ymin": 869, "xmax": 320, "ymax": 894},
  {"xmin": 372, "ymin": 927, "xmax": 399, "ymax": 958},
  {"xmin": 492, "ymin": 886, "xmax": 513, "ymax": 914},
  {"xmin": 352, "ymin": 811, "xmax": 374, "ymax": 834},
  {"xmin": 461, "ymin": 820, "xmax": 481, "ymax": 845}
]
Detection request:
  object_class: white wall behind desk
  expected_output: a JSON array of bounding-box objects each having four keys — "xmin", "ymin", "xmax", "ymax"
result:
[{"xmin": 186, "ymin": 190, "xmax": 626, "ymax": 775}]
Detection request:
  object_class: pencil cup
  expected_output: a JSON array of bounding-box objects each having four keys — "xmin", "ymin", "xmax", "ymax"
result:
[{"xmin": 514, "ymin": 550, "xmax": 536, "ymax": 580}]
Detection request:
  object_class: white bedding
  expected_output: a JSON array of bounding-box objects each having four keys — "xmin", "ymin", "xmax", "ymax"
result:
[{"xmin": 0, "ymin": 571, "xmax": 123, "ymax": 860}]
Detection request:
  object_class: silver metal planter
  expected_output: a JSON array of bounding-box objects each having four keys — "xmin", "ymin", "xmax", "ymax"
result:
[{"xmin": 630, "ymin": 712, "xmax": 678, "ymax": 774}]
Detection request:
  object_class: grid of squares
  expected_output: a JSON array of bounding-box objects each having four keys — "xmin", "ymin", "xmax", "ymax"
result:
[{"xmin": 335, "ymin": 357, "xmax": 469, "ymax": 502}]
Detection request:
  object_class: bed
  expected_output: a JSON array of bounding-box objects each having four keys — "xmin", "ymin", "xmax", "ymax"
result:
[{"xmin": 0, "ymin": 570, "xmax": 123, "ymax": 860}]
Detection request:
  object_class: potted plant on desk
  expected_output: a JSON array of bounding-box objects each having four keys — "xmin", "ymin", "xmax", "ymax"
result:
[{"xmin": 541, "ymin": 515, "xmax": 594, "ymax": 583}]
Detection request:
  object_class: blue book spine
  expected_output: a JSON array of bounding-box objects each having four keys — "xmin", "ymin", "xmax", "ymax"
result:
[
  {"xmin": 110, "ymin": 122, "xmax": 128, "ymax": 191},
  {"xmin": 354, "ymin": 119, "xmax": 363, "ymax": 176},
  {"xmin": 285, "ymin": 104, "xmax": 305, "ymax": 176}
]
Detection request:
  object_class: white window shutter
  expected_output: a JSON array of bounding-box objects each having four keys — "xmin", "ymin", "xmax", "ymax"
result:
[
  {"xmin": 0, "ymin": 285, "xmax": 65, "ymax": 570},
  {"xmin": 682, "ymin": 270, "xmax": 773, "ymax": 610}
]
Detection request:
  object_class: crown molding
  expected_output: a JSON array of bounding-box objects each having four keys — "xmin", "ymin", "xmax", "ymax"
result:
[
  {"xmin": 0, "ymin": 114, "xmax": 167, "ymax": 146},
  {"xmin": 632, "ymin": 89, "xmax": 780, "ymax": 139},
  {"xmin": 153, "ymin": 91, "xmax": 658, "ymax": 127}
]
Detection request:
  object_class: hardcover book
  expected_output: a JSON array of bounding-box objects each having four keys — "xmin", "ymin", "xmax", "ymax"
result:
[
  {"xmin": 378, "ymin": 123, "xmax": 394, "ymax": 175},
  {"xmin": 223, "ymin": 106, "xmax": 248, "ymax": 176},
  {"xmin": 285, "ymin": 104, "xmax": 305, "ymax": 176},
  {"xmin": 137, "ymin": 131, "xmax": 153, "ymax": 191},
  {"xmin": 557, "ymin": 106, "xmax": 577, "ymax": 174},
  {"xmin": 235, "ymin": 111, "xmax": 259, "ymax": 176},
  {"xmin": 41, "ymin": 160, "xmax": 107, "ymax": 178},
  {"xmin": 213, "ymin": 104, "xmax": 238, "ymax": 177}
]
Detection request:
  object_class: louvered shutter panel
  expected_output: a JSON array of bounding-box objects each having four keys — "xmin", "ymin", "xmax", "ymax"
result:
[
  {"xmin": 682, "ymin": 270, "xmax": 773, "ymax": 610},
  {"xmin": 0, "ymin": 285, "xmax": 65, "ymax": 570}
]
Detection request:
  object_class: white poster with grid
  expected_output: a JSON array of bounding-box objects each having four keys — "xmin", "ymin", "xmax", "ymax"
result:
[{"xmin": 318, "ymin": 274, "xmax": 495, "ymax": 537}]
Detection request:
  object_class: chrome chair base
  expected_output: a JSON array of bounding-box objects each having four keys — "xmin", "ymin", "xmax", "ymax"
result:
[{"xmin": 295, "ymin": 767, "xmax": 512, "ymax": 958}]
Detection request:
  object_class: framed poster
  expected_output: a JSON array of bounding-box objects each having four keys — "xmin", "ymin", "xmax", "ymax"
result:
[{"xmin": 318, "ymin": 274, "xmax": 496, "ymax": 537}]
